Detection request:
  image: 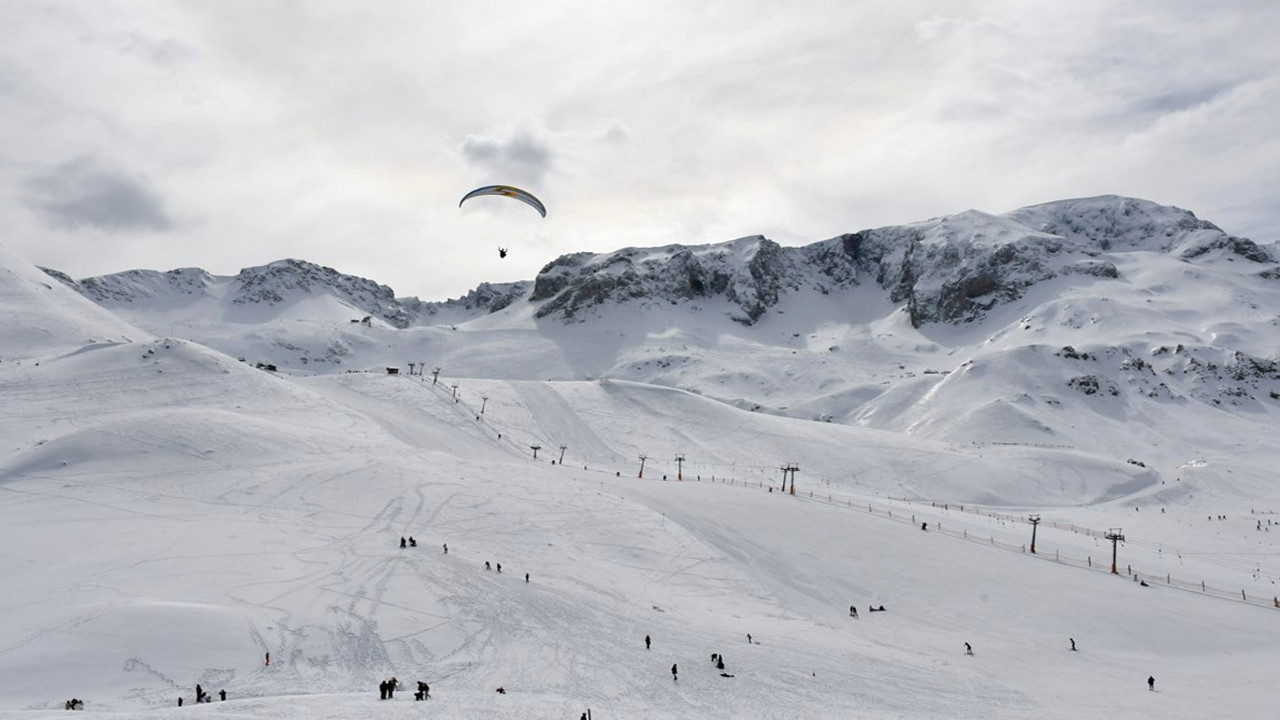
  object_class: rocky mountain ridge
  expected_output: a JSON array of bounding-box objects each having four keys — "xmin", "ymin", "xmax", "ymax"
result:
[{"xmin": 46, "ymin": 195, "xmax": 1274, "ymax": 331}]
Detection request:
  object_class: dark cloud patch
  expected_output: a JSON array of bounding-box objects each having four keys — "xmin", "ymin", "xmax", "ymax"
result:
[
  {"xmin": 1135, "ymin": 83, "xmax": 1234, "ymax": 116},
  {"xmin": 22, "ymin": 156, "xmax": 173, "ymax": 232},
  {"xmin": 461, "ymin": 129, "xmax": 552, "ymax": 186}
]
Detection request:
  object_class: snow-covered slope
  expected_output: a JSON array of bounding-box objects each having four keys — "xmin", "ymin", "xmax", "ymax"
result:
[
  {"xmin": 6, "ymin": 198, "xmax": 1280, "ymax": 718},
  {"xmin": 0, "ymin": 243, "xmax": 146, "ymax": 360}
]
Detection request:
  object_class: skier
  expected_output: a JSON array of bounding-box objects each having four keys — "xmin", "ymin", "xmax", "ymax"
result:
[
  {"xmin": 400, "ymin": 537, "xmax": 407, "ymax": 548},
  {"xmin": 671, "ymin": 663, "xmax": 678, "ymax": 681},
  {"xmin": 265, "ymin": 651, "xmax": 270, "ymax": 666},
  {"xmin": 485, "ymin": 561, "xmax": 491, "ymax": 570},
  {"xmin": 497, "ymin": 563, "xmax": 502, "ymax": 573},
  {"xmin": 921, "ymin": 522, "xmax": 928, "ymax": 531},
  {"xmin": 178, "ymin": 697, "xmax": 183, "ymax": 707},
  {"xmin": 1148, "ymin": 675, "xmax": 1155, "ymax": 691},
  {"xmin": 443, "ymin": 543, "xmax": 448, "ymax": 554},
  {"xmin": 525, "ymin": 573, "xmax": 530, "ymax": 583},
  {"xmin": 747, "ymin": 633, "xmax": 752, "ymax": 644},
  {"xmin": 379, "ymin": 680, "xmax": 388, "ymax": 700},
  {"xmin": 850, "ymin": 605, "xmax": 857, "ymax": 618},
  {"xmin": 196, "ymin": 684, "xmax": 205, "ymax": 703},
  {"xmin": 219, "ymin": 689, "xmax": 226, "ymax": 701},
  {"xmin": 645, "ymin": 634, "xmax": 651, "ymax": 650},
  {"xmin": 1070, "ymin": 638, "xmax": 1077, "ymax": 651},
  {"xmin": 964, "ymin": 642, "xmax": 973, "ymax": 656},
  {"xmin": 716, "ymin": 655, "xmax": 725, "ymax": 670},
  {"xmin": 409, "ymin": 536, "xmax": 417, "ymax": 547}
]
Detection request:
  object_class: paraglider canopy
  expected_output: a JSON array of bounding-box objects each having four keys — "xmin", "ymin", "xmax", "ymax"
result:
[{"xmin": 459, "ymin": 185, "xmax": 547, "ymax": 218}]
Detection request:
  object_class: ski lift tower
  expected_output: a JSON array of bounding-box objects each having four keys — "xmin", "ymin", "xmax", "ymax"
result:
[{"xmin": 1105, "ymin": 528, "xmax": 1125, "ymax": 574}]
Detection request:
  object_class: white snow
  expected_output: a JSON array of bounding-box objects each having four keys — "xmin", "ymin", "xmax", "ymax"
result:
[{"xmin": 3, "ymin": 219, "xmax": 1280, "ymax": 720}]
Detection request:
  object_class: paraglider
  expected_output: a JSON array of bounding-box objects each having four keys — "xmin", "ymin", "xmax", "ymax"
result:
[
  {"xmin": 459, "ymin": 185, "xmax": 545, "ymax": 260},
  {"xmin": 459, "ymin": 185, "xmax": 546, "ymax": 218}
]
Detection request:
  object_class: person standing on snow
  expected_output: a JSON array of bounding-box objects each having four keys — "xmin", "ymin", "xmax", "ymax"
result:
[
  {"xmin": 671, "ymin": 663, "xmax": 678, "ymax": 681},
  {"xmin": 645, "ymin": 635, "xmax": 651, "ymax": 650},
  {"xmin": 1148, "ymin": 675, "xmax": 1155, "ymax": 691}
]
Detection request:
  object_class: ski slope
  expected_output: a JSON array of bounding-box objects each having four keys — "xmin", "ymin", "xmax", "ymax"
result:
[{"xmin": 3, "ymin": 343, "xmax": 1280, "ymax": 719}]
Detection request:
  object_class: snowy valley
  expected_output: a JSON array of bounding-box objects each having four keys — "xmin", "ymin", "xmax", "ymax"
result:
[{"xmin": 2, "ymin": 195, "xmax": 1280, "ymax": 719}]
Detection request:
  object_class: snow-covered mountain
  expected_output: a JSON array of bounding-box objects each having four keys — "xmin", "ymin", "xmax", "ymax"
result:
[
  {"xmin": 6, "ymin": 196, "xmax": 1280, "ymax": 719},
  {"xmin": 44, "ymin": 195, "xmax": 1280, "ymax": 481}
]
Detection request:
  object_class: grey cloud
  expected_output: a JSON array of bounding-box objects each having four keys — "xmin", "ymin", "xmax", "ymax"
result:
[
  {"xmin": 461, "ymin": 129, "xmax": 553, "ymax": 185},
  {"xmin": 21, "ymin": 156, "xmax": 173, "ymax": 232}
]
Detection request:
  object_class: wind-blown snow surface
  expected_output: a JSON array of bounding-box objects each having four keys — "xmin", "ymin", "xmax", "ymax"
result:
[{"xmin": 4, "ymin": 196, "xmax": 1280, "ymax": 720}]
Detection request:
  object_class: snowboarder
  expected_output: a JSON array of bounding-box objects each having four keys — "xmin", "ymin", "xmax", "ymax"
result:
[
  {"xmin": 401, "ymin": 537, "xmax": 407, "ymax": 548},
  {"xmin": 496, "ymin": 686, "xmax": 506, "ymax": 694},
  {"xmin": 671, "ymin": 663, "xmax": 678, "ymax": 680},
  {"xmin": 409, "ymin": 536, "xmax": 417, "ymax": 547},
  {"xmin": 1070, "ymin": 638, "xmax": 1077, "ymax": 651},
  {"xmin": 1148, "ymin": 675, "xmax": 1155, "ymax": 691},
  {"xmin": 645, "ymin": 634, "xmax": 651, "ymax": 650},
  {"xmin": 964, "ymin": 642, "xmax": 973, "ymax": 655},
  {"xmin": 219, "ymin": 689, "xmax": 226, "ymax": 701},
  {"xmin": 850, "ymin": 605, "xmax": 857, "ymax": 618}
]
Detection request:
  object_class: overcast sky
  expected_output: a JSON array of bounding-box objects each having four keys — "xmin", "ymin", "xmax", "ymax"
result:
[{"xmin": 2, "ymin": 1, "xmax": 1277, "ymax": 300}]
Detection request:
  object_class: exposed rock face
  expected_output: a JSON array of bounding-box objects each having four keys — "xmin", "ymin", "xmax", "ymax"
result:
[
  {"xmin": 530, "ymin": 236, "xmax": 862, "ymax": 324},
  {"xmin": 830, "ymin": 196, "xmax": 1271, "ymax": 327}
]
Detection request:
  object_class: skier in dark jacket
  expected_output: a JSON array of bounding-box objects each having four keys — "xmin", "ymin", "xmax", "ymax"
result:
[
  {"xmin": 671, "ymin": 663, "xmax": 678, "ymax": 680},
  {"xmin": 1148, "ymin": 675, "xmax": 1155, "ymax": 691},
  {"xmin": 400, "ymin": 537, "xmax": 407, "ymax": 548},
  {"xmin": 645, "ymin": 634, "xmax": 651, "ymax": 650}
]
